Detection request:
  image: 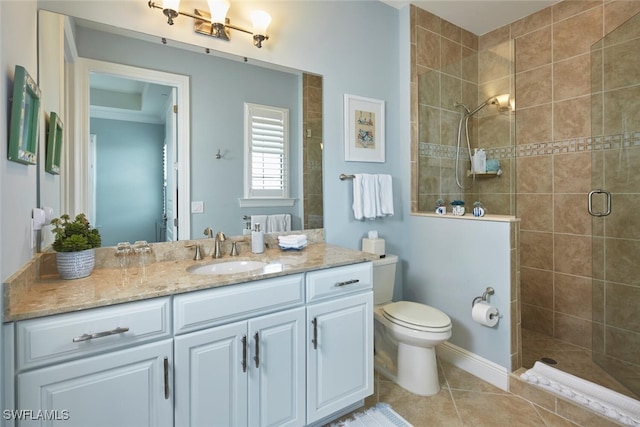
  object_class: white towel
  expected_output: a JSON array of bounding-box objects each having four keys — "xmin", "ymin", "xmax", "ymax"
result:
[
  {"xmin": 278, "ymin": 234, "xmax": 307, "ymax": 246},
  {"xmin": 267, "ymin": 214, "xmax": 291, "ymax": 233},
  {"xmin": 251, "ymin": 215, "xmax": 268, "ymax": 233},
  {"xmin": 352, "ymin": 173, "xmax": 393, "ymax": 220},
  {"xmin": 378, "ymin": 174, "xmax": 394, "ymax": 217}
]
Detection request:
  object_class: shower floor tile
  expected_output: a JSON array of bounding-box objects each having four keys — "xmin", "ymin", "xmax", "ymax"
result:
[{"xmin": 522, "ymin": 328, "xmax": 639, "ymax": 400}]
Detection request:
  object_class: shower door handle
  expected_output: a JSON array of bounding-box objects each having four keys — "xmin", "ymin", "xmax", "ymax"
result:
[{"xmin": 588, "ymin": 189, "xmax": 612, "ymax": 217}]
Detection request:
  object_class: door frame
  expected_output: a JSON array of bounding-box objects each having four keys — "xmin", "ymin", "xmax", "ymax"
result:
[{"xmin": 70, "ymin": 58, "xmax": 190, "ymax": 240}]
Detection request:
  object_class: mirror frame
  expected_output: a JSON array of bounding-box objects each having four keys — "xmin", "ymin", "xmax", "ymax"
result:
[{"xmin": 70, "ymin": 58, "xmax": 191, "ymax": 239}]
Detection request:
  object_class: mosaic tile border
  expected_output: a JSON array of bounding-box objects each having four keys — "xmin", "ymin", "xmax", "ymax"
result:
[{"xmin": 419, "ymin": 131, "xmax": 640, "ymax": 160}]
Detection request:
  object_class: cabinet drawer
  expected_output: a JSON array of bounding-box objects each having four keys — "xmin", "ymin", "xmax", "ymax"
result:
[
  {"xmin": 173, "ymin": 274, "xmax": 304, "ymax": 334},
  {"xmin": 306, "ymin": 262, "xmax": 373, "ymax": 303},
  {"xmin": 16, "ymin": 297, "xmax": 171, "ymax": 371}
]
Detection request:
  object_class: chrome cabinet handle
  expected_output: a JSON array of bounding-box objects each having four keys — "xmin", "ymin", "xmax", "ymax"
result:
[
  {"xmin": 164, "ymin": 357, "xmax": 170, "ymax": 400},
  {"xmin": 588, "ymin": 189, "xmax": 612, "ymax": 217},
  {"xmin": 335, "ymin": 279, "xmax": 359, "ymax": 287},
  {"xmin": 253, "ymin": 332, "xmax": 260, "ymax": 368},
  {"xmin": 311, "ymin": 318, "xmax": 318, "ymax": 350},
  {"xmin": 72, "ymin": 326, "xmax": 130, "ymax": 342},
  {"xmin": 241, "ymin": 335, "xmax": 247, "ymax": 373}
]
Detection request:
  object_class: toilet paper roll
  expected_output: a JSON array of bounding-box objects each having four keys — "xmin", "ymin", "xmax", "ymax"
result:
[{"xmin": 472, "ymin": 301, "xmax": 499, "ymax": 327}]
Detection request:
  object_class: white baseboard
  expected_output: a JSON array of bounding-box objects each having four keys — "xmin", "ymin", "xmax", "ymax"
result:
[{"xmin": 436, "ymin": 342, "xmax": 509, "ymax": 391}]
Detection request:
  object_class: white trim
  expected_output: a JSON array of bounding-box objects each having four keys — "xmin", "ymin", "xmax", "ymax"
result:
[
  {"xmin": 436, "ymin": 341, "xmax": 509, "ymax": 391},
  {"xmin": 238, "ymin": 198, "xmax": 296, "ymax": 208},
  {"xmin": 71, "ymin": 59, "xmax": 191, "ymax": 240}
]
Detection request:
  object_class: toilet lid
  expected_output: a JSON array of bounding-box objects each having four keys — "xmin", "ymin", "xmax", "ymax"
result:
[{"xmin": 383, "ymin": 301, "xmax": 451, "ymax": 331}]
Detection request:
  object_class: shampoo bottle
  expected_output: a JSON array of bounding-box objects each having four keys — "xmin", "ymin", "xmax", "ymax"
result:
[
  {"xmin": 251, "ymin": 224, "xmax": 265, "ymax": 254},
  {"xmin": 473, "ymin": 149, "xmax": 486, "ymax": 173}
]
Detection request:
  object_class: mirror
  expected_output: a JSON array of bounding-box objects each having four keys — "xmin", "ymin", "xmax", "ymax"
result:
[{"xmin": 39, "ymin": 11, "xmax": 323, "ymax": 246}]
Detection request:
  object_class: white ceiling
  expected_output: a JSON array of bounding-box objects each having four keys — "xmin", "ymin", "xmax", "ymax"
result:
[{"xmin": 381, "ymin": 0, "xmax": 559, "ymax": 35}]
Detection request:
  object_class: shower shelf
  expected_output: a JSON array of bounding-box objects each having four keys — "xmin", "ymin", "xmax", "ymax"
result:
[{"xmin": 467, "ymin": 171, "xmax": 500, "ymax": 177}]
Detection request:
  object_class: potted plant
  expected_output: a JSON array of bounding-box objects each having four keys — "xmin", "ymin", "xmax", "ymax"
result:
[
  {"xmin": 51, "ymin": 213, "xmax": 102, "ymax": 279},
  {"xmin": 450, "ymin": 200, "xmax": 465, "ymax": 216},
  {"xmin": 435, "ymin": 198, "xmax": 446, "ymax": 215},
  {"xmin": 473, "ymin": 201, "xmax": 485, "ymax": 217}
]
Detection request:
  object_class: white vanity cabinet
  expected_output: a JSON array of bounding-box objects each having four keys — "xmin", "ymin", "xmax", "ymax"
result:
[
  {"xmin": 173, "ymin": 274, "xmax": 306, "ymax": 427},
  {"xmin": 305, "ymin": 263, "xmax": 374, "ymax": 424},
  {"xmin": 13, "ymin": 298, "xmax": 173, "ymax": 427}
]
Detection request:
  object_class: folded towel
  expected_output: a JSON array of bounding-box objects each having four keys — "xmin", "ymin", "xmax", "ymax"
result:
[
  {"xmin": 267, "ymin": 214, "xmax": 291, "ymax": 233},
  {"xmin": 278, "ymin": 234, "xmax": 307, "ymax": 246},
  {"xmin": 352, "ymin": 173, "xmax": 393, "ymax": 220},
  {"xmin": 352, "ymin": 174, "xmax": 380, "ymax": 220},
  {"xmin": 377, "ymin": 174, "xmax": 394, "ymax": 217}
]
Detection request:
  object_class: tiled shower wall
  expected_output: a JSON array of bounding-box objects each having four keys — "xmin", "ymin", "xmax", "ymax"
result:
[
  {"xmin": 302, "ymin": 73, "xmax": 323, "ymax": 229},
  {"xmin": 411, "ymin": 0, "xmax": 640, "ymax": 369},
  {"xmin": 513, "ymin": 0, "xmax": 640, "ymax": 354}
]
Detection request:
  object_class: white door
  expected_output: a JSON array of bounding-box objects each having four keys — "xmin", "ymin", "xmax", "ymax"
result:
[
  {"xmin": 165, "ymin": 88, "xmax": 178, "ymax": 241},
  {"xmin": 306, "ymin": 293, "xmax": 374, "ymax": 424},
  {"xmin": 248, "ymin": 308, "xmax": 305, "ymax": 427},
  {"xmin": 174, "ymin": 322, "xmax": 248, "ymax": 427},
  {"xmin": 17, "ymin": 340, "xmax": 173, "ymax": 427}
]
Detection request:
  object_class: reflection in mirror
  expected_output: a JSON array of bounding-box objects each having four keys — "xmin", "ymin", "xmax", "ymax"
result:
[{"xmin": 43, "ymin": 13, "xmax": 323, "ymax": 246}]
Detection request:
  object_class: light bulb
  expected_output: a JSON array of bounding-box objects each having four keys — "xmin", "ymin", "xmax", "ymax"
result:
[
  {"xmin": 251, "ymin": 10, "xmax": 271, "ymax": 36},
  {"xmin": 162, "ymin": 0, "xmax": 180, "ymax": 12},
  {"xmin": 207, "ymin": 0, "xmax": 230, "ymax": 24}
]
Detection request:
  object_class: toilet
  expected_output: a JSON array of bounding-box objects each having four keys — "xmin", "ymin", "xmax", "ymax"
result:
[{"xmin": 373, "ymin": 255, "xmax": 452, "ymax": 396}]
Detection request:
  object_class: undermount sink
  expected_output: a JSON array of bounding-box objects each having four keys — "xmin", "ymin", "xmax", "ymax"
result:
[{"xmin": 187, "ymin": 260, "xmax": 267, "ymax": 275}]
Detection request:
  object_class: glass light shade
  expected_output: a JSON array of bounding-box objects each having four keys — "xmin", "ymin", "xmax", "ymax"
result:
[
  {"xmin": 251, "ymin": 10, "xmax": 271, "ymax": 35},
  {"xmin": 207, "ymin": 0, "xmax": 230, "ymax": 24},
  {"xmin": 162, "ymin": 0, "xmax": 180, "ymax": 11}
]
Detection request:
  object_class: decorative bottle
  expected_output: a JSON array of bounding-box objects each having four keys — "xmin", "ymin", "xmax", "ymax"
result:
[{"xmin": 251, "ymin": 224, "xmax": 264, "ymax": 254}]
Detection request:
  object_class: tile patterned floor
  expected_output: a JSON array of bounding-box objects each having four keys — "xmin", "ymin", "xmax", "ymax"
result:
[{"xmin": 332, "ymin": 361, "xmax": 586, "ymax": 426}]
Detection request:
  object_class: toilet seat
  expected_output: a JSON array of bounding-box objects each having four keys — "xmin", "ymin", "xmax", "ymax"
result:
[{"xmin": 382, "ymin": 301, "xmax": 451, "ymax": 333}]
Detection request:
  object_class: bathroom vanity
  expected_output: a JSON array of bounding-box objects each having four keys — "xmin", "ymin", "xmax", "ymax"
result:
[{"xmin": 2, "ymin": 242, "xmax": 375, "ymax": 427}]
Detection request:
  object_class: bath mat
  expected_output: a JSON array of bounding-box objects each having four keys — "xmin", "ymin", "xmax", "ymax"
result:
[
  {"xmin": 330, "ymin": 402, "xmax": 413, "ymax": 427},
  {"xmin": 521, "ymin": 361, "xmax": 640, "ymax": 426}
]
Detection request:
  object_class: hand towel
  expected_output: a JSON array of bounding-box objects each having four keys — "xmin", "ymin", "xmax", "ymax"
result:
[
  {"xmin": 352, "ymin": 173, "xmax": 380, "ymax": 220},
  {"xmin": 267, "ymin": 214, "xmax": 291, "ymax": 233},
  {"xmin": 251, "ymin": 215, "xmax": 268, "ymax": 233},
  {"xmin": 377, "ymin": 174, "xmax": 394, "ymax": 217}
]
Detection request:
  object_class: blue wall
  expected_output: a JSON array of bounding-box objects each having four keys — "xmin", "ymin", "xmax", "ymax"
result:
[{"xmin": 91, "ymin": 118, "xmax": 165, "ymax": 246}]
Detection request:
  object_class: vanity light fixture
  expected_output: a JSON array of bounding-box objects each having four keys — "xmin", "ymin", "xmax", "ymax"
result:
[{"xmin": 148, "ymin": 0, "xmax": 271, "ymax": 48}]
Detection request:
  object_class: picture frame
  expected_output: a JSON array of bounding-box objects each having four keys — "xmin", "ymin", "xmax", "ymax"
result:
[
  {"xmin": 343, "ymin": 94, "xmax": 385, "ymax": 163},
  {"xmin": 46, "ymin": 112, "xmax": 63, "ymax": 175},
  {"xmin": 8, "ymin": 65, "xmax": 41, "ymax": 165}
]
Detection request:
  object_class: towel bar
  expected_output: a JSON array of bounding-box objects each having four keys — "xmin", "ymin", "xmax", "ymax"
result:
[{"xmin": 339, "ymin": 173, "xmax": 355, "ymax": 180}]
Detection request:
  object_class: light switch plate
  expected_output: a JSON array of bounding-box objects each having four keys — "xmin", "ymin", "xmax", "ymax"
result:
[{"xmin": 191, "ymin": 201, "xmax": 204, "ymax": 213}]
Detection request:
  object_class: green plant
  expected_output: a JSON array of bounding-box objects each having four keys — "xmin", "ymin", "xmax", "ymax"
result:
[
  {"xmin": 450, "ymin": 200, "xmax": 465, "ymax": 206},
  {"xmin": 51, "ymin": 213, "xmax": 102, "ymax": 252}
]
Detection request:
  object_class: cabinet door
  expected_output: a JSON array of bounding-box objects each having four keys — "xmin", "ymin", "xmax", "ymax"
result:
[
  {"xmin": 306, "ymin": 292, "xmax": 373, "ymax": 424},
  {"xmin": 248, "ymin": 307, "xmax": 305, "ymax": 427},
  {"xmin": 174, "ymin": 321, "xmax": 248, "ymax": 427},
  {"xmin": 17, "ymin": 339, "xmax": 173, "ymax": 427}
]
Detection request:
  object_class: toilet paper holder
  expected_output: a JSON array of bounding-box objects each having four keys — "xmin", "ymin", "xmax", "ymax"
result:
[{"xmin": 472, "ymin": 286, "xmax": 497, "ymax": 312}]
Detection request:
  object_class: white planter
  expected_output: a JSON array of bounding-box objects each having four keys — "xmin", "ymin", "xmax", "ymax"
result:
[{"xmin": 56, "ymin": 249, "xmax": 96, "ymax": 280}]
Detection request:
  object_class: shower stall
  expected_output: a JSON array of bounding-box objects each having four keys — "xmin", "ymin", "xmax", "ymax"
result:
[
  {"xmin": 416, "ymin": 5, "xmax": 640, "ymax": 409},
  {"xmin": 589, "ymin": 11, "xmax": 640, "ymax": 398}
]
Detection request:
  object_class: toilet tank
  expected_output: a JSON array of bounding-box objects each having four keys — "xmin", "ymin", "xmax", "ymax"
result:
[{"xmin": 372, "ymin": 255, "xmax": 398, "ymax": 305}]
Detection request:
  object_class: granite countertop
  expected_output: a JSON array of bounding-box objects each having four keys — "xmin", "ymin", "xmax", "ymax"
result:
[{"xmin": 4, "ymin": 243, "xmax": 377, "ymax": 322}]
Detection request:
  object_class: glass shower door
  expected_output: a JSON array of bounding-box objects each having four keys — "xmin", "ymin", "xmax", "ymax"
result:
[{"xmin": 590, "ymin": 11, "xmax": 640, "ymax": 398}]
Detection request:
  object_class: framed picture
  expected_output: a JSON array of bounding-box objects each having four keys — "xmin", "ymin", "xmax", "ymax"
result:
[
  {"xmin": 8, "ymin": 65, "xmax": 41, "ymax": 165},
  {"xmin": 343, "ymin": 94, "xmax": 385, "ymax": 163},
  {"xmin": 46, "ymin": 112, "xmax": 63, "ymax": 175}
]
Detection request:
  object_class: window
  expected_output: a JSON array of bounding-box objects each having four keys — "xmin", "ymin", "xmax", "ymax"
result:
[{"xmin": 241, "ymin": 103, "xmax": 294, "ymax": 207}]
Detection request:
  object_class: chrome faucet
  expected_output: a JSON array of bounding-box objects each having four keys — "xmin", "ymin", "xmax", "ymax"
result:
[
  {"xmin": 212, "ymin": 231, "xmax": 227, "ymax": 258},
  {"xmin": 203, "ymin": 227, "xmax": 213, "ymax": 238}
]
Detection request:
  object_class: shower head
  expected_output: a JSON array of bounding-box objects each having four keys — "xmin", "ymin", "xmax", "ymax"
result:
[
  {"xmin": 487, "ymin": 94, "xmax": 512, "ymax": 112},
  {"xmin": 465, "ymin": 93, "xmax": 512, "ymax": 117}
]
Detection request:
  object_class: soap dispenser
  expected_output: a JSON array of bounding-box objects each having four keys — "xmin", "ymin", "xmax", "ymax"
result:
[{"xmin": 251, "ymin": 224, "xmax": 265, "ymax": 254}]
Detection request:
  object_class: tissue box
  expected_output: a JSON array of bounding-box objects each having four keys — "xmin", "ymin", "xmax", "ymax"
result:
[{"xmin": 362, "ymin": 238, "xmax": 385, "ymax": 256}]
